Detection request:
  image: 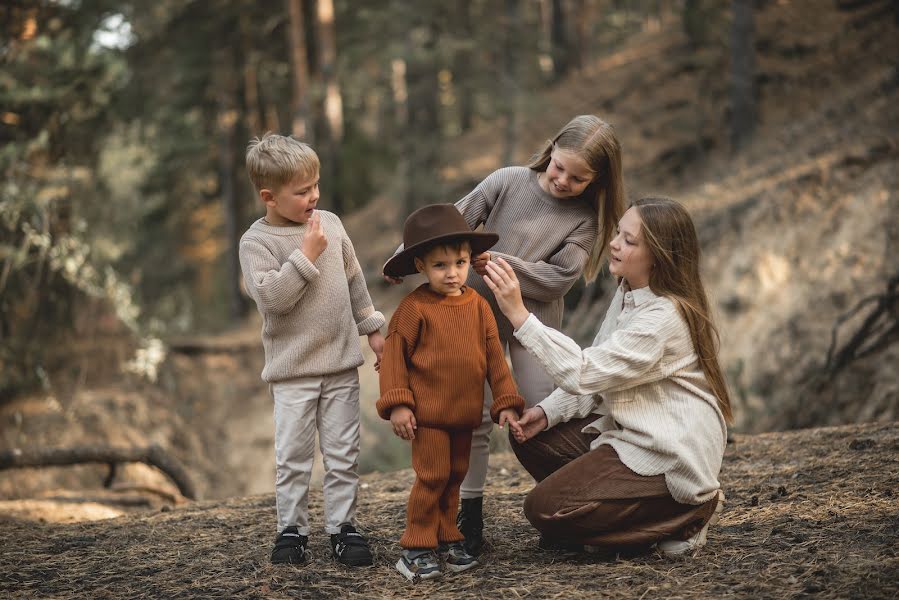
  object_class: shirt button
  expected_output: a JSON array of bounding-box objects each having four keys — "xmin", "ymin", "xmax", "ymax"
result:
[{"xmin": 625, "ymin": 292, "xmax": 633, "ymax": 300}]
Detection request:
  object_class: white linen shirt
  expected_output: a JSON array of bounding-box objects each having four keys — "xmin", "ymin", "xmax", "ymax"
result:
[{"xmin": 513, "ymin": 283, "xmax": 727, "ymax": 505}]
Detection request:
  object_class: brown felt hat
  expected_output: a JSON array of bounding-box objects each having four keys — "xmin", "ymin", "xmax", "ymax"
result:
[{"xmin": 383, "ymin": 204, "xmax": 499, "ymax": 278}]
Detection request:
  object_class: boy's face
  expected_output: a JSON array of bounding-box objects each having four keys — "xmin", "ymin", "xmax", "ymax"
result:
[
  {"xmin": 414, "ymin": 243, "xmax": 471, "ymax": 297},
  {"xmin": 261, "ymin": 171, "xmax": 320, "ymax": 225}
]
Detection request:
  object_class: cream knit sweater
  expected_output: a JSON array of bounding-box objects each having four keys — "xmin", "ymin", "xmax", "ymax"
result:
[
  {"xmin": 514, "ymin": 283, "xmax": 727, "ymax": 505},
  {"xmin": 239, "ymin": 212, "xmax": 385, "ymax": 382}
]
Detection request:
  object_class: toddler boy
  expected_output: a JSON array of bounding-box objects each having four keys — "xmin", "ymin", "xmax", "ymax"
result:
[
  {"xmin": 239, "ymin": 133, "xmax": 385, "ymax": 566},
  {"xmin": 378, "ymin": 204, "xmax": 524, "ymax": 581}
]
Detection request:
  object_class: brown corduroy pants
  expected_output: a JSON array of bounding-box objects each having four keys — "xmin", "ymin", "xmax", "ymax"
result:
[
  {"xmin": 510, "ymin": 416, "xmax": 718, "ymax": 549},
  {"xmin": 400, "ymin": 426, "xmax": 473, "ymax": 549}
]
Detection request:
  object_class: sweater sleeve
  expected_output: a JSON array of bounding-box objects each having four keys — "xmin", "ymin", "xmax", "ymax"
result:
[
  {"xmin": 482, "ymin": 299, "xmax": 525, "ymax": 422},
  {"xmin": 454, "ymin": 168, "xmax": 505, "ymax": 229},
  {"xmin": 514, "ymin": 302, "xmax": 689, "ymax": 397},
  {"xmin": 334, "ymin": 216, "xmax": 385, "ymax": 335},
  {"xmin": 376, "ymin": 298, "xmax": 421, "ymax": 419},
  {"xmin": 489, "ymin": 215, "xmax": 594, "ymax": 303},
  {"xmin": 537, "ymin": 387, "xmax": 599, "ymax": 429},
  {"xmin": 239, "ymin": 239, "xmax": 319, "ymax": 315}
]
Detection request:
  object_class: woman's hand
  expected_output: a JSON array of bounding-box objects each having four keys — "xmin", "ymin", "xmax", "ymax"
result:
[
  {"xmin": 512, "ymin": 406, "xmax": 548, "ymax": 443},
  {"xmin": 472, "ymin": 252, "xmax": 491, "ymax": 276},
  {"xmin": 483, "ymin": 257, "xmax": 530, "ymax": 329},
  {"xmin": 390, "ymin": 406, "xmax": 417, "ymax": 440}
]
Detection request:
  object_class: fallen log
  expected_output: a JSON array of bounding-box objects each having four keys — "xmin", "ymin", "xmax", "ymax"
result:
[{"xmin": 0, "ymin": 444, "xmax": 197, "ymax": 500}]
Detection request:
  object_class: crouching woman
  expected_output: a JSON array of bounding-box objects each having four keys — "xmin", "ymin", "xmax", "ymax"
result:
[{"xmin": 482, "ymin": 197, "xmax": 732, "ymax": 555}]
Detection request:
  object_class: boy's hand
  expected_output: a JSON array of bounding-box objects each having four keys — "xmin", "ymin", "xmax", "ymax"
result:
[
  {"xmin": 368, "ymin": 331, "xmax": 385, "ymax": 372},
  {"xmin": 497, "ymin": 408, "xmax": 522, "ymax": 437},
  {"xmin": 472, "ymin": 252, "xmax": 491, "ymax": 276},
  {"xmin": 390, "ymin": 406, "xmax": 417, "ymax": 440},
  {"xmin": 301, "ymin": 210, "xmax": 328, "ymax": 262},
  {"xmin": 514, "ymin": 406, "xmax": 548, "ymax": 443}
]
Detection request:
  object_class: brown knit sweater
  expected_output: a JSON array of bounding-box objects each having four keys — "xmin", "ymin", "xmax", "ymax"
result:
[{"xmin": 377, "ymin": 285, "xmax": 524, "ymax": 429}]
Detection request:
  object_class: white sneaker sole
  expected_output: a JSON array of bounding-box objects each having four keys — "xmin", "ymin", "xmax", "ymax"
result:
[
  {"xmin": 395, "ymin": 558, "xmax": 442, "ymax": 582},
  {"xmin": 444, "ymin": 559, "xmax": 479, "ymax": 573},
  {"xmin": 659, "ymin": 491, "xmax": 726, "ymax": 557}
]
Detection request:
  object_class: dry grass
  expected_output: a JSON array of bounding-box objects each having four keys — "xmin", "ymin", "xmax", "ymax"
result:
[{"xmin": 2, "ymin": 421, "xmax": 897, "ymax": 599}]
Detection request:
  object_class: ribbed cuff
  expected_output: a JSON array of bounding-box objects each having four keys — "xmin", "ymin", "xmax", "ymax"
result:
[
  {"xmin": 376, "ymin": 388, "xmax": 415, "ymax": 420},
  {"xmin": 490, "ymin": 393, "xmax": 525, "ymax": 423},
  {"xmin": 357, "ymin": 310, "xmax": 386, "ymax": 336},
  {"xmin": 287, "ymin": 249, "xmax": 321, "ymax": 282},
  {"xmin": 536, "ymin": 398, "xmax": 562, "ymax": 429}
]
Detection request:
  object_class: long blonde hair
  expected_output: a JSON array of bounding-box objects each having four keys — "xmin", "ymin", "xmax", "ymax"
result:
[
  {"xmin": 633, "ymin": 197, "xmax": 733, "ymax": 423},
  {"xmin": 526, "ymin": 115, "xmax": 625, "ymax": 282}
]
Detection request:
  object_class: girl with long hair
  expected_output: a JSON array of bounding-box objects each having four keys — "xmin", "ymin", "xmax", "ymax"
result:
[{"xmin": 483, "ymin": 196, "xmax": 731, "ymax": 555}]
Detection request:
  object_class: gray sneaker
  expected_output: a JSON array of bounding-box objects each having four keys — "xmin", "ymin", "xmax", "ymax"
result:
[
  {"xmin": 658, "ymin": 491, "xmax": 726, "ymax": 556},
  {"xmin": 395, "ymin": 549, "xmax": 442, "ymax": 581},
  {"xmin": 438, "ymin": 541, "xmax": 479, "ymax": 573}
]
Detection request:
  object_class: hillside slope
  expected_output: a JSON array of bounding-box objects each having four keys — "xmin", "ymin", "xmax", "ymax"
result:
[{"xmin": 1, "ymin": 421, "xmax": 897, "ymax": 599}]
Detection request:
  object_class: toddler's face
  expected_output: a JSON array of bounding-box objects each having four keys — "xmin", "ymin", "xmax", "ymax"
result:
[
  {"xmin": 415, "ymin": 243, "xmax": 471, "ymax": 296},
  {"xmin": 264, "ymin": 172, "xmax": 320, "ymax": 225}
]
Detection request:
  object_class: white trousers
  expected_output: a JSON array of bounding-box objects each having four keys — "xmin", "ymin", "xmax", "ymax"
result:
[
  {"xmin": 272, "ymin": 368, "xmax": 361, "ymax": 535},
  {"xmin": 459, "ymin": 336, "xmax": 555, "ymax": 498}
]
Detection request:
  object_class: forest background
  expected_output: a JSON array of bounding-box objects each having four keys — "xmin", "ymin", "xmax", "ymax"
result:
[{"xmin": 1, "ymin": 0, "xmax": 898, "ymax": 509}]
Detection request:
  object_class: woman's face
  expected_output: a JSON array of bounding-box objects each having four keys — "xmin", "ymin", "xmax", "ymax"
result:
[
  {"xmin": 609, "ymin": 207, "xmax": 654, "ymax": 289},
  {"xmin": 541, "ymin": 148, "xmax": 595, "ymax": 199}
]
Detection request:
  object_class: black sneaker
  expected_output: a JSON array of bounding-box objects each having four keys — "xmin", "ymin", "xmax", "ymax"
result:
[
  {"xmin": 396, "ymin": 549, "xmax": 441, "ymax": 581},
  {"xmin": 271, "ymin": 526, "xmax": 308, "ymax": 564},
  {"xmin": 330, "ymin": 524, "xmax": 374, "ymax": 567},
  {"xmin": 457, "ymin": 497, "xmax": 484, "ymax": 557},
  {"xmin": 438, "ymin": 541, "xmax": 479, "ymax": 573}
]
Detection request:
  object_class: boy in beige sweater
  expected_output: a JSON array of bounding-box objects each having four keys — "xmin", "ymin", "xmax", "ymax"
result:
[{"xmin": 239, "ymin": 133, "xmax": 385, "ymax": 567}]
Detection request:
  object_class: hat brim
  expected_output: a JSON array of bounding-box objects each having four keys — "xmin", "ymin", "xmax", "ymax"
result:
[{"xmin": 383, "ymin": 232, "xmax": 499, "ymax": 278}]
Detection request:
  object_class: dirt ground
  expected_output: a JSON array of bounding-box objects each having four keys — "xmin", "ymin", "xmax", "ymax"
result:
[{"xmin": 1, "ymin": 420, "xmax": 896, "ymax": 599}]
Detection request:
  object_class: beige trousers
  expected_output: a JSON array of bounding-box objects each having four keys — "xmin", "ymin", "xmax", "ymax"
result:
[
  {"xmin": 271, "ymin": 368, "xmax": 361, "ymax": 535},
  {"xmin": 460, "ymin": 336, "xmax": 554, "ymax": 498}
]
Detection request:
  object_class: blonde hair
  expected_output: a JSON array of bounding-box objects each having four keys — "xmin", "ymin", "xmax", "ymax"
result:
[
  {"xmin": 526, "ymin": 115, "xmax": 626, "ymax": 282},
  {"xmin": 245, "ymin": 133, "xmax": 320, "ymax": 192},
  {"xmin": 632, "ymin": 196, "xmax": 733, "ymax": 424}
]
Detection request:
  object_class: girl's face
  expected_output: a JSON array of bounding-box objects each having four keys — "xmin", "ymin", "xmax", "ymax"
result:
[
  {"xmin": 542, "ymin": 148, "xmax": 596, "ymax": 199},
  {"xmin": 609, "ymin": 207, "xmax": 654, "ymax": 289}
]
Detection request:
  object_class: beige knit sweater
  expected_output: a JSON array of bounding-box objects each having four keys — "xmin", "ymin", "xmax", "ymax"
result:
[
  {"xmin": 514, "ymin": 283, "xmax": 727, "ymax": 505},
  {"xmin": 239, "ymin": 212, "xmax": 385, "ymax": 382}
]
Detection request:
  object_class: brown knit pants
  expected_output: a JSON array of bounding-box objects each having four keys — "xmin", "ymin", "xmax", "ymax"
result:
[
  {"xmin": 400, "ymin": 426, "xmax": 473, "ymax": 549},
  {"xmin": 511, "ymin": 416, "xmax": 718, "ymax": 549}
]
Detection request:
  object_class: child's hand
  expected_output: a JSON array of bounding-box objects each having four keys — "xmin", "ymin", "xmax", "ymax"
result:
[
  {"xmin": 368, "ymin": 331, "xmax": 385, "ymax": 372},
  {"xmin": 497, "ymin": 408, "xmax": 522, "ymax": 436},
  {"xmin": 301, "ymin": 210, "xmax": 328, "ymax": 262},
  {"xmin": 383, "ymin": 273, "xmax": 403, "ymax": 285},
  {"xmin": 390, "ymin": 406, "xmax": 417, "ymax": 440},
  {"xmin": 472, "ymin": 252, "xmax": 491, "ymax": 276},
  {"xmin": 514, "ymin": 406, "xmax": 548, "ymax": 443}
]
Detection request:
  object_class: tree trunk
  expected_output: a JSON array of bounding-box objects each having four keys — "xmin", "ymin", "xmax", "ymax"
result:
[
  {"xmin": 403, "ymin": 20, "xmax": 441, "ymax": 214},
  {"xmin": 730, "ymin": 0, "xmax": 756, "ymax": 152},
  {"xmin": 453, "ymin": 0, "xmax": 475, "ymax": 132},
  {"xmin": 215, "ymin": 47, "xmax": 245, "ymax": 321},
  {"xmin": 0, "ymin": 445, "xmax": 197, "ymax": 500},
  {"xmin": 502, "ymin": 0, "xmax": 520, "ymax": 165},
  {"xmin": 551, "ymin": 0, "xmax": 570, "ymax": 79},
  {"xmin": 316, "ymin": 0, "xmax": 343, "ymax": 213},
  {"xmin": 287, "ymin": 0, "xmax": 313, "ymax": 141},
  {"xmin": 390, "ymin": 56, "xmax": 411, "ymax": 224}
]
